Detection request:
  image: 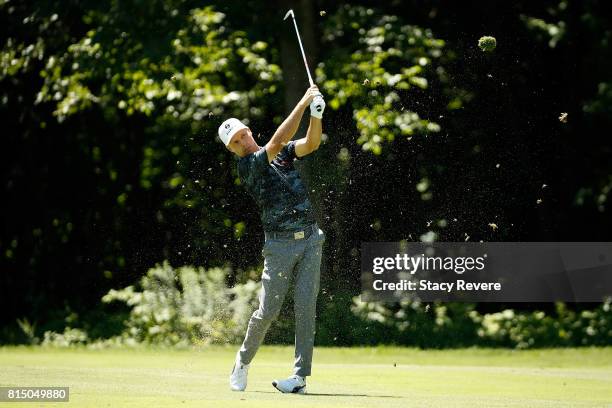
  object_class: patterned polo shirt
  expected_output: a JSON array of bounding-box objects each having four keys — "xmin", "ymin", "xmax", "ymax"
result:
[{"xmin": 237, "ymin": 141, "xmax": 315, "ymax": 232}]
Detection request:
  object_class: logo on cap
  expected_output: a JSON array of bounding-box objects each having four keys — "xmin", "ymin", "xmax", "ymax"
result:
[{"xmin": 218, "ymin": 118, "xmax": 247, "ymax": 146}]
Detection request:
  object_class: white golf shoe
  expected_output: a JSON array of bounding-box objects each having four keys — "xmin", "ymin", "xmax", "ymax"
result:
[
  {"xmin": 229, "ymin": 354, "xmax": 249, "ymax": 391},
  {"xmin": 272, "ymin": 374, "xmax": 306, "ymax": 394}
]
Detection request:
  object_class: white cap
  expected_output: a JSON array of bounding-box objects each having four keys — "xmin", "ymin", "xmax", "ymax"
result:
[{"xmin": 218, "ymin": 118, "xmax": 247, "ymax": 146}]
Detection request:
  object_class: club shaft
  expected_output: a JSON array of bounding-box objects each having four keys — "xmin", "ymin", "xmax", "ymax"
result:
[{"xmin": 290, "ymin": 14, "xmax": 314, "ymax": 86}]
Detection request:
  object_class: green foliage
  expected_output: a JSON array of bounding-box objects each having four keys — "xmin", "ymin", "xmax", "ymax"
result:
[
  {"xmin": 477, "ymin": 36, "xmax": 497, "ymax": 52},
  {"xmin": 0, "ymin": 1, "xmax": 283, "ymax": 317},
  {"xmin": 472, "ymin": 301, "xmax": 612, "ymax": 348},
  {"xmin": 318, "ymin": 5, "xmax": 445, "ymax": 154},
  {"xmin": 351, "ymin": 298, "xmax": 612, "ymax": 349},
  {"xmin": 585, "ymin": 82, "xmax": 612, "ymax": 117},
  {"xmin": 28, "ymin": 6, "xmax": 281, "ymax": 122},
  {"xmin": 521, "ymin": 16, "xmax": 565, "ymax": 48},
  {"xmin": 351, "ymin": 298, "xmax": 479, "ymax": 348},
  {"xmin": 0, "ymin": 37, "xmax": 45, "ymax": 78},
  {"xmin": 30, "ymin": 4, "xmax": 282, "ymax": 213},
  {"xmin": 16, "ymin": 318, "xmax": 39, "ymax": 345},
  {"xmin": 3, "ymin": 1, "xmax": 612, "ymax": 348},
  {"xmin": 37, "ymin": 266, "xmax": 611, "ymax": 349},
  {"xmin": 42, "ymin": 327, "xmax": 89, "ymax": 347},
  {"xmin": 101, "ymin": 262, "xmax": 259, "ymax": 346}
]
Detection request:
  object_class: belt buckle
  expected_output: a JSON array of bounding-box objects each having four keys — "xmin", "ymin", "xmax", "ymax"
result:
[{"xmin": 294, "ymin": 231, "xmax": 305, "ymax": 240}]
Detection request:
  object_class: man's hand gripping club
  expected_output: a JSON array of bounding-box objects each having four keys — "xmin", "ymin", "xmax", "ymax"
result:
[{"xmin": 265, "ymin": 85, "xmax": 325, "ymax": 162}]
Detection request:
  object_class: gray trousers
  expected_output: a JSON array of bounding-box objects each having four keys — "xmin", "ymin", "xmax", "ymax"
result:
[{"xmin": 239, "ymin": 225, "xmax": 325, "ymax": 377}]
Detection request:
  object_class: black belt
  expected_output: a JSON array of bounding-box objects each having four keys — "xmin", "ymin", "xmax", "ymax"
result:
[{"xmin": 265, "ymin": 224, "xmax": 318, "ymax": 240}]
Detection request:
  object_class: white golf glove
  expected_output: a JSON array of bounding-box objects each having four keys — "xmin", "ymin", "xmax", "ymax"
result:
[{"xmin": 310, "ymin": 94, "xmax": 325, "ymax": 119}]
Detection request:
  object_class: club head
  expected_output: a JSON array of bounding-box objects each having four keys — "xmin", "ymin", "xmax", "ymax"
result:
[{"xmin": 283, "ymin": 9, "xmax": 294, "ymax": 20}]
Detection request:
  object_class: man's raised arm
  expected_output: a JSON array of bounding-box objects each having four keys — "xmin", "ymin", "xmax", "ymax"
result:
[
  {"xmin": 294, "ymin": 116, "xmax": 322, "ymax": 158},
  {"xmin": 265, "ymin": 85, "xmax": 319, "ymax": 162}
]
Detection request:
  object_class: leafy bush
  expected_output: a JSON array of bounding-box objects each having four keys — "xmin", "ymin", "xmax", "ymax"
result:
[
  {"xmin": 16, "ymin": 318, "xmax": 39, "ymax": 345},
  {"xmin": 101, "ymin": 261, "xmax": 259, "ymax": 346},
  {"xmin": 472, "ymin": 301, "xmax": 612, "ymax": 348},
  {"xmin": 349, "ymin": 297, "xmax": 611, "ymax": 349},
  {"xmin": 37, "ymin": 261, "xmax": 610, "ymax": 349},
  {"xmin": 350, "ymin": 298, "xmax": 479, "ymax": 348},
  {"xmin": 42, "ymin": 328, "xmax": 89, "ymax": 347}
]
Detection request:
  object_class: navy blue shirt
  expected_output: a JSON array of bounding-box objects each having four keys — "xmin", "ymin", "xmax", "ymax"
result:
[{"xmin": 237, "ymin": 141, "xmax": 315, "ymax": 232}]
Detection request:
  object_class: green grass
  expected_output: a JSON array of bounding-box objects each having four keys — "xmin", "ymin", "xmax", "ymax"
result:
[{"xmin": 1, "ymin": 346, "xmax": 611, "ymax": 407}]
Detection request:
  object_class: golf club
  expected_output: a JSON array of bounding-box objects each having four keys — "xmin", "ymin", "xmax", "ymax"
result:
[
  {"xmin": 283, "ymin": 9, "xmax": 314, "ymax": 86},
  {"xmin": 283, "ymin": 9, "xmax": 324, "ymax": 117}
]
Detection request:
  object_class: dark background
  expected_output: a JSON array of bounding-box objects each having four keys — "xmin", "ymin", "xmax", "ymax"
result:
[{"xmin": 1, "ymin": 0, "xmax": 611, "ymax": 343}]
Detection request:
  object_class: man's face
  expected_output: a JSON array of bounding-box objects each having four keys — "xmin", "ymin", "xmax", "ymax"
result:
[{"xmin": 227, "ymin": 128, "xmax": 257, "ymax": 157}]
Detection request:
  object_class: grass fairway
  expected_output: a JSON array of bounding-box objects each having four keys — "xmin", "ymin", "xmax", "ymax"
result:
[{"xmin": 1, "ymin": 346, "xmax": 611, "ymax": 407}]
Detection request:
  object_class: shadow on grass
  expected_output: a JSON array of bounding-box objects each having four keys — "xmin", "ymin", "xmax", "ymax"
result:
[{"xmin": 252, "ymin": 390, "xmax": 402, "ymax": 398}]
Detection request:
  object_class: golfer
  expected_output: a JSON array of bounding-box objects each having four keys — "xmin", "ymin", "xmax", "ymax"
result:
[{"xmin": 219, "ymin": 85, "xmax": 326, "ymax": 394}]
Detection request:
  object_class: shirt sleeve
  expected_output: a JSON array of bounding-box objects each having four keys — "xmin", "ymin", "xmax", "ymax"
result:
[
  {"xmin": 238, "ymin": 147, "xmax": 269, "ymax": 181},
  {"xmin": 284, "ymin": 140, "xmax": 300, "ymax": 161}
]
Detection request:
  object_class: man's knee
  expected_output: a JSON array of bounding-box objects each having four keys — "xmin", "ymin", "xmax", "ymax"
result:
[{"xmin": 253, "ymin": 304, "xmax": 281, "ymax": 322}]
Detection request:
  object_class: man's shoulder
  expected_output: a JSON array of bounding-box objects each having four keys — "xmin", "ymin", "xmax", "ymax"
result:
[
  {"xmin": 278, "ymin": 140, "xmax": 298, "ymax": 161},
  {"xmin": 237, "ymin": 147, "xmax": 268, "ymax": 179}
]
